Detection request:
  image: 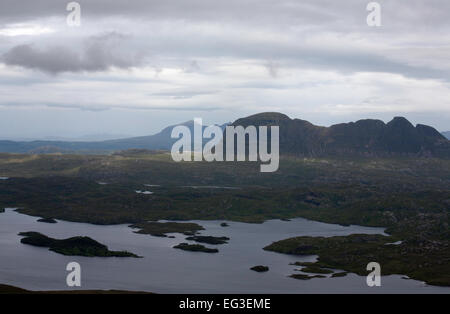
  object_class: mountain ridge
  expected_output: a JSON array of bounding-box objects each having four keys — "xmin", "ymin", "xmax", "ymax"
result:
[
  {"xmin": 231, "ymin": 112, "xmax": 449, "ymax": 158},
  {"xmin": 0, "ymin": 112, "xmax": 448, "ymax": 157}
]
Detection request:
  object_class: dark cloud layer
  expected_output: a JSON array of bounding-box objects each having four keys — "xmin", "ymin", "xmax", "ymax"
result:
[
  {"xmin": 1, "ymin": 0, "xmax": 449, "ymax": 79},
  {"xmin": 1, "ymin": 0, "xmax": 450, "ymax": 32},
  {"xmin": 2, "ymin": 32, "xmax": 142, "ymax": 73}
]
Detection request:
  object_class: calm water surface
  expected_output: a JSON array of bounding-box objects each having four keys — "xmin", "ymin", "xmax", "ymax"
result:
[{"xmin": 0, "ymin": 208, "xmax": 448, "ymax": 293}]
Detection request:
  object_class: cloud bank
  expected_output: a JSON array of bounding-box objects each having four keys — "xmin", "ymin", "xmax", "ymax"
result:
[{"xmin": 0, "ymin": 0, "xmax": 449, "ymax": 137}]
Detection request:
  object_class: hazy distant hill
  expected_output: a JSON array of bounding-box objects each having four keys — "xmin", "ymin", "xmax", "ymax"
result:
[
  {"xmin": 443, "ymin": 131, "xmax": 450, "ymax": 140},
  {"xmin": 0, "ymin": 134, "xmax": 133, "ymax": 142},
  {"xmin": 0, "ymin": 121, "xmax": 228, "ymax": 154},
  {"xmin": 0, "ymin": 113, "xmax": 448, "ymax": 157}
]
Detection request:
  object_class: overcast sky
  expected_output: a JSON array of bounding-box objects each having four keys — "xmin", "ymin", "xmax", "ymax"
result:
[{"xmin": 0, "ymin": 0, "xmax": 449, "ymax": 139}]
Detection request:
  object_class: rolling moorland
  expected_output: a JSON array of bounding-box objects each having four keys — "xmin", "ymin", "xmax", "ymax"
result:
[{"xmin": 0, "ymin": 113, "xmax": 449, "ymax": 287}]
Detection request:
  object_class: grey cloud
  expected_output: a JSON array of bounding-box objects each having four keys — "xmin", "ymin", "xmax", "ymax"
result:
[
  {"xmin": 132, "ymin": 29, "xmax": 450, "ymax": 81},
  {"xmin": 45, "ymin": 103, "xmax": 109, "ymax": 112},
  {"xmin": 0, "ymin": 101, "xmax": 224, "ymax": 112},
  {"xmin": 1, "ymin": 0, "xmax": 450, "ymax": 33},
  {"xmin": 45, "ymin": 103, "xmax": 223, "ymax": 112},
  {"xmin": 265, "ymin": 61, "xmax": 279, "ymax": 78},
  {"xmin": 1, "ymin": 1, "xmax": 450, "ymax": 80},
  {"xmin": 1, "ymin": 1, "xmax": 449, "ymax": 138},
  {"xmin": 229, "ymin": 82, "xmax": 318, "ymax": 90},
  {"xmin": 0, "ymin": 101, "xmax": 107, "ymax": 112},
  {"xmin": 2, "ymin": 32, "xmax": 143, "ymax": 73},
  {"xmin": 184, "ymin": 60, "xmax": 201, "ymax": 73},
  {"xmin": 0, "ymin": 0, "xmax": 344, "ymax": 26},
  {"xmin": 150, "ymin": 90, "xmax": 218, "ymax": 100}
]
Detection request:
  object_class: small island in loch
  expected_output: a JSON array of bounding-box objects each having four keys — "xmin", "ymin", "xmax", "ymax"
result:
[
  {"xmin": 185, "ymin": 235, "xmax": 230, "ymax": 245},
  {"xmin": 130, "ymin": 221, "xmax": 204, "ymax": 237},
  {"xmin": 300, "ymin": 266, "xmax": 334, "ymax": 274},
  {"xmin": 173, "ymin": 243, "xmax": 219, "ymax": 253},
  {"xmin": 250, "ymin": 266, "xmax": 269, "ymax": 272},
  {"xmin": 331, "ymin": 272, "xmax": 348, "ymax": 278},
  {"xmin": 19, "ymin": 232, "xmax": 140, "ymax": 258},
  {"xmin": 290, "ymin": 274, "xmax": 326, "ymax": 280},
  {"xmin": 37, "ymin": 218, "xmax": 57, "ymax": 224}
]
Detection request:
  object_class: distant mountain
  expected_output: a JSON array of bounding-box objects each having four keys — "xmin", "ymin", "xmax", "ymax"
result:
[
  {"xmin": 0, "ymin": 121, "xmax": 228, "ymax": 154},
  {"xmin": 44, "ymin": 133, "xmax": 134, "ymax": 142},
  {"xmin": 443, "ymin": 131, "xmax": 450, "ymax": 140},
  {"xmin": 0, "ymin": 113, "xmax": 448, "ymax": 157},
  {"xmin": 231, "ymin": 112, "xmax": 450, "ymax": 158},
  {"xmin": 0, "ymin": 133, "xmax": 133, "ymax": 142}
]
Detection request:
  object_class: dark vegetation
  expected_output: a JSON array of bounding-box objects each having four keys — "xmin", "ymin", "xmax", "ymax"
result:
[
  {"xmin": 0, "ymin": 284, "xmax": 28, "ymax": 294},
  {"xmin": 290, "ymin": 274, "xmax": 326, "ymax": 280},
  {"xmin": 37, "ymin": 218, "xmax": 57, "ymax": 223},
  {"xmin": 185, "ymin": 236, "xmax": 230, "ymax": 245},
  {"xmin": 173, "ymin": 243, "xmax": 219, "ymax": 253},
  {"xmin": 19, "ymin": 232, "xmax": 140, "ymax": 257},
  {"xmin": 1, "ymin": 154, "xmax": 449, "ymax": 227},
  {"xmin": 265, "ymin": 234, "xmax": 450, "ymax": 286},
  {"xmin": 130, "ymin": 221, "xmax": 204, "ymax": 237},
  {"xmin": 331, "ymin": 272, "xmax": 348, "ymax": 278},
  {"xmin": 0, "ymin": 284, "xmax": 150, "ymax": 294},
  {"xmin": 250, "ymin": 265, "xmax": 269, "ymax": 272},
  {"xmin": 291, "ymin": 262, "xmax": 339, "ymax": 276},
  {"xmin": 300, "ymin": 266, "xmax": 334, "ymax": 274}
]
